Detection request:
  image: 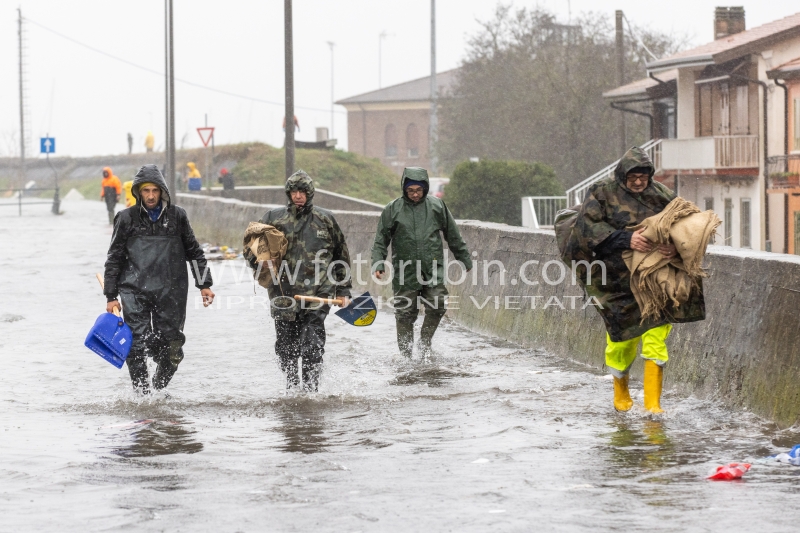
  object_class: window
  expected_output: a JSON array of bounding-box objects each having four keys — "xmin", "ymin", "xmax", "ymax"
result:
[
  {"xmin": 698, "ymin": 84, "xmax": 713, "ymax": 137},
  {"xmin": 718, "ymin": 82, "xmax": 730, "ymax": 135},
  {"xmin": 741, "ymin": 198, "xmax": 751, "ymax": 248},
  {"xmin": 704, "ymin": 197, "xmax": 714, "ymax": 211},
  {"xmin": 406, "ymin": 123, "xmax": 419, "ymax": 157},
  {"xmin": 732, "ymin": 84, "xmax": 749, "ymax": 135},
  {"xmin": 384, "ymin": 124, "xmax": 397, "ymax": 157},
  {"xmin": 724, "ymin": 198, "xmax": 733, "ymax": 245},
  {"xmin": 794, "ymin": 98, "xmax": 800, "ymax": 152}
]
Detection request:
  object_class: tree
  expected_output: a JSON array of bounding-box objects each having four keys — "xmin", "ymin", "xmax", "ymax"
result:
[
  {"xmin": 446, "ymin": 159, "xmax": 562, "ymax": 225},
  {"xmin": 437, "ymin": 5, "xmax": 686, "ymax": 189}
]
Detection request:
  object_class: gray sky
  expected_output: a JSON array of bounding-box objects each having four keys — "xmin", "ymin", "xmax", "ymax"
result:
[{"xmin": 1, "ymin": 0, "xmax": 798, "ymax": 160}]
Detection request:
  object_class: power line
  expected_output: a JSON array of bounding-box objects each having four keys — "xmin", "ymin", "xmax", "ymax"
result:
[{"xmin": 24, "ymin": 17, "xmax": 346, "ymax": 115}]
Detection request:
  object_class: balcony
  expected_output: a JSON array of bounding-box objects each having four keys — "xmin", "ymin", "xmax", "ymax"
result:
[
  {"xmin": 661, "ymin": 135, "xmax": 758, "ymax": 170},
  {"xmin": 767, "ymin": 154, "xmax": 800, "ymax": 189}
]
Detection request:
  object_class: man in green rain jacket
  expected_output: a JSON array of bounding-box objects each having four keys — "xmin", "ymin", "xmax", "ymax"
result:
[
  {"xmin": 562, "ymin": 147, "xmax": 705, "ymax": 413},
  {"xmin": 371, "ymin": 167, "xmax": 472, "ymax": 358}
]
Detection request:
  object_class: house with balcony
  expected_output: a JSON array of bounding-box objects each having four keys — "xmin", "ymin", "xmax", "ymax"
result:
[{"xmin": 523, "ymin": 8, "xmax": 800, "ymax": 251}]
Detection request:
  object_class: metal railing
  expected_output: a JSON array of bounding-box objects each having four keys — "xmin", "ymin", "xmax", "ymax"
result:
[
  {"xmin": 0, "ymin": 188, "xmax": 60, "ymax": 215},
  {"xmin": 521, "ymin": 196, "xmax": 567, "ymax": 229},
  {"xmin": 715, "ymin": 135, "xmax": 758, "ymax": 168},
  {"xmin": 767, "ymin": 154, "xmax": 800, "ymax": 188},
  {"xmin": 565, "ymin": 139, "xmax": 662, "ymax": 205}
]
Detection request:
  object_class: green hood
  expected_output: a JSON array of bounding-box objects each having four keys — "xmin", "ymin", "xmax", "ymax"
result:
[
  {"xmin": 400, "ymin": 167, "xmax": 430, "ymax": 196},
  {"xmin": 285, "ymin": 169, "xmax": 315, "ymax": 206},
  {"xmin": 614, "ymin": 146, "xmax": 655, "ymax": 193}
]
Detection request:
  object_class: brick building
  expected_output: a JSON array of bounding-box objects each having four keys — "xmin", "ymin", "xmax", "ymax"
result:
[{"xmin": 336, "ymin": 69, "xmax": 459, "ymax": 175}]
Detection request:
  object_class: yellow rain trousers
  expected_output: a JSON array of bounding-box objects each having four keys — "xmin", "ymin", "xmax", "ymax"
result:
[{"xmin": 605, "ymin": 324, "xmax": 672, "ymax": 378}]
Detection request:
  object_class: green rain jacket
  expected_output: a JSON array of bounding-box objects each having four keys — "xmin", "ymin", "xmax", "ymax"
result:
[
  {"xmin": 565, "ymin": 146, "xmax": 705, "ymax": 342},
  {"xmin": 371, "ymin": 167, "xmax": 473, "ymax": 292},
  {"xmin": 252, "ymin": 170, "xmax": 352, "ymax": 320}
]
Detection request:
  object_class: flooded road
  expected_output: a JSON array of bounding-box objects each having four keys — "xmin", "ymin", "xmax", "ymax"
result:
[{"xmin": 2, "ymin": 200, "xmax": 800, "ymax": 532}]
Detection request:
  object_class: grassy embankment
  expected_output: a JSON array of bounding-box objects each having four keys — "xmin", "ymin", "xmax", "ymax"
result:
[{"xmin": 0, "ymin": 143, "xmax": 400, "ymax": 205}]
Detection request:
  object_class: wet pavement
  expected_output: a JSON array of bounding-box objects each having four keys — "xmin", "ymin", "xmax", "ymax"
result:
[{"xmin": 2, "ymin": 200, "xmax": 800, "ymax": 532}]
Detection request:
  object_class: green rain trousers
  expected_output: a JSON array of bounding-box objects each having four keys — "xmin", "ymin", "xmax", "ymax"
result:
[{"xmin": 605, "ymin": 324, "xmax": 672, "ymax": 378}]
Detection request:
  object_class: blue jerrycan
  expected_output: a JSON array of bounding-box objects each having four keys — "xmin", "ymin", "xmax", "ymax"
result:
[{"xmin": 85, "ymin": 311, "xmax": 133, "ymax": 368}]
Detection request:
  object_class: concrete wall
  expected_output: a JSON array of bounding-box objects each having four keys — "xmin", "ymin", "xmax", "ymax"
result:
[
  {"xmin": 179, "ymin": 194, "xmax": 800, "ymax": 427},
  {"xmin": 190, "ymin": 186, "xmax": 384, "ymax": 212}
]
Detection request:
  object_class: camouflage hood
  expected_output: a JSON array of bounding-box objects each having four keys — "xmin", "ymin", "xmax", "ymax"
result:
[
  {"xmin": 614, "ymin": 146, "xmax": 655, "ymax": 193},
  {"xmin": 285, "ymin": 170, "xmax": 315, "ymax": 206},
  {"xmin": 131, "ymin": 164, "xmax": 171, "ymax": 206}
]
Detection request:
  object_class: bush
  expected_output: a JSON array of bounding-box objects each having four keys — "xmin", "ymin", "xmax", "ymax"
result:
[{"xmin": 446, "ymin": 159, "xmax": 562, "ymax": 225}]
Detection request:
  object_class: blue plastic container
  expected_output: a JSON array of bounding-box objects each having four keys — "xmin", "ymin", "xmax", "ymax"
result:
[
  {"xmin": 84, "ymin": 312, "xmax": 133, "ymax": 368},
  {"xmin": 188, "ymin": 177, "xmax": 202, "ymax": 191}
]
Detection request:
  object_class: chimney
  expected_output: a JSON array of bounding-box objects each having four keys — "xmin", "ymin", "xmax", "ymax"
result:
[{"xmin": 714, "ymin": 7, "xmax": 746, "ymax": 40}]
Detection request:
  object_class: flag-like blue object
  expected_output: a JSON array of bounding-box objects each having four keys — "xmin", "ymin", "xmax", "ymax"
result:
[
  {"xmin": 84, "ymin": 312, "xmax": 133, "ymax": 368},
  {"xmin": 334, "ymin": 292, "xmax": 377, "ymax": 326}
]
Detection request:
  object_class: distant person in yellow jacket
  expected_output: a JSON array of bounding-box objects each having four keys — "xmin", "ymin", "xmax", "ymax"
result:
[
  {"xmin": 123, "ymin": 180, "xmax": 136, "ymax": 207},
  {"xmin": 100, "ymin": 167, "xmax": 122, "ymax": 224},
  {"xmin": 187, "ymin": 162, "xmax": 202, "ymax": 191},
  {"xmin": 144, "ymin": 131, "xmax": 155, "ymax": 153}
]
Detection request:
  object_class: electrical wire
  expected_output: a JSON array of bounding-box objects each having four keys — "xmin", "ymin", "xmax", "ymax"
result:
[
  {"xmin": 24, "ymin": 16, "xmax": 345, "ymax": 115},
  {"xmin": 622, "ymin": 13, "xmax": 659, "ymax": 62}
]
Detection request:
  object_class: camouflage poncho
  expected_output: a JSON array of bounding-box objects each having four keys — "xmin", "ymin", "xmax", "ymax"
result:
[
  {"xmin": 255, "ymin": 170, "xmax": 352, "ymax": 320},
  {"xmin": 565, "ymin": 147, "xmax": 705, "ymax": 341}
]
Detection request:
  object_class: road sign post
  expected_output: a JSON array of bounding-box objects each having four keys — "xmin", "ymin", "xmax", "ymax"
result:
[
  {"xmin": 197, "ymin": 126, "xmax": 215, "ymax": 191},
  {"xmin": 40, "ymin": 136, "xmax": 60, "ymax": 215}
]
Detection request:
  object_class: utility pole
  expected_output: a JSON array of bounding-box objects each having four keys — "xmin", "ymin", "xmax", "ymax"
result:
[
  {"xmin": 284, "ymin": 0, "xmax": 295, "ymax": 179},
  {"xmin": 615, "ymin": 10, "xmax": 625, "ymax": 155},
  {"xmin": 18, "ymin": 8, "xmax": 26, "ymax": 188},
  {"xmin": 168, "ymin": 0, "xmax": 176, "ymax": 199},
  {"xmin": 327, "ymin": 41, "xmax": 335, "ymax": 139},
  {"xmin": 429, "ymin": 0, "xmax": 438, "ymax": 175}
]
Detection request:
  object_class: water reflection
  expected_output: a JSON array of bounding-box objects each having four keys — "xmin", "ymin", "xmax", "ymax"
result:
[
  {"xmin": 605, "ymin": 419, "xmax": 677, "ymax": 475},
  {"xmin": 273, "ymin": 400, "xmax": 328, "ymax": 454},
  {"xmin": 112, "ymin": 417, "xmax": 203, "ymax": 458},
  {"xmin": 390, "ymin": 364, "xmax": 474, "ymax": 388}
]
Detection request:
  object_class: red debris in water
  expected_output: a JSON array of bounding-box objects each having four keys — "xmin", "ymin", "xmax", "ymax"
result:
[{"xmin": 708, "ymin": 462, "xmax": 751, "ymax": 480}]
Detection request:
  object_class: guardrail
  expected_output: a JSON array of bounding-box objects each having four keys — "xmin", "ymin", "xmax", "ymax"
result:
[
  {"xmin": 0, "ymin": 188, "xmax": 60, "ymax": 216},
  {"xmin": 521, "ymin": 196, "xmax": 567, "ymax": 229}
]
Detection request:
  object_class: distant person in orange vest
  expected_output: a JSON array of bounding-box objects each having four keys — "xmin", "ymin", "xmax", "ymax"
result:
[
  {"xmin": 100, "ymin": 167, "xmax": 122, "ymax": 224},
  {"xmin": 144, "ymin": 131, "xmax": 155, "ymax": 153}
]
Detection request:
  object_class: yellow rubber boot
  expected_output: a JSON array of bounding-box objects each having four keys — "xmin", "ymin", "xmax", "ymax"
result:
[
  {"xmin": 643, "ymin": 360, "xmax": 664, "ymax": 414},
  {"xmin": 613, "ymin": 375, "xmax": 634, "ymax": 412}
]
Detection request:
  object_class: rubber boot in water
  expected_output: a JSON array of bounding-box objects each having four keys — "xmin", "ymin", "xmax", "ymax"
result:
[
  {"xmin": 153, "ymin": 339, "xmax": 184, "ymax": 390},
  {"xmin": 283, "ymin": 357, "xmax": 300, "ymax": 389},
  {"xmin": 643, "ymin": 360, "xmax": 665, "ymax": 414},
  {"xmin": 302, "ymin": 361, "xmax": 321, "ymax": 393},
  {"xmin": 396, "ymin": 319, "xmax": 414, "ymax": 358},
  {"xmin": 126, "ymin": 350, "xmax": 150, "ymax": 394},
  {"xmin": 613, "ymin": 375, "xmax": 633, "ymax": 412},
  {"xmin": 419, "ymin": 313, "xmax": 443, "ymax": 357}
]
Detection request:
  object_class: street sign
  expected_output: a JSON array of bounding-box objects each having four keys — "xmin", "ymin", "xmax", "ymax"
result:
[
  {"xmin": 196, "ymin": 127, "xmax": 215, "ymax": 147},
  {"xmin": 40, "ymin": 137, "xmax": 55, "ymax": 154}
]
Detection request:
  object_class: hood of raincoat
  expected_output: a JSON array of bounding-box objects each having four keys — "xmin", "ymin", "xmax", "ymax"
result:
[
  {"xmin": 102, "ymin": 166, "xmax": 114, "ymax": 179},
  {"xmin": 401, "ymin": 167, "xmax": 430, "ymax": 200},
  {"xmin": 614, "ymin": 146, "xmax": 655, "ymax": 194},
  {"xmin": 285, "ymin": 169, "xmax": 315, "ymax": 206},
  {"xmin": 131, "ymin": 164, "xmax": 171, "ymax": 206}
]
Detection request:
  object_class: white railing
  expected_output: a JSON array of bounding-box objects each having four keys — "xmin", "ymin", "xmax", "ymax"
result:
[
  {"xmin": 715, "ymin": 135, "xmax": 758, "ymax": 168},
  {"xmin": 521, "ymin": 196, "xmax": 568, "ymax": 229},
  {"xmin": 565, "ymin": 139, "xmax": 662, "ymax": 205}
]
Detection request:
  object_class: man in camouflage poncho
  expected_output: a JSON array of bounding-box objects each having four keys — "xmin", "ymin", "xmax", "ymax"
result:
[
  {"xmin": 248, "ymin": 170, "xmax": 352, "ymax": 391},
  {"xmin": 564, "ymin": 146, "xmax": 705, "ymax": 413}
]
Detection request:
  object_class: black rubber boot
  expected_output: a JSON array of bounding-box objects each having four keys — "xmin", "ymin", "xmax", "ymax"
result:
[
  {"xmin": 396, "ymin": 319, "xmax": 415, "ymax": 358},
  {"xmin": 107, "ymin": 210, "xmax": 114, "ymax": 225},
  {"xmin": 302, "ymin": 360, "xmax": 322, "ymax": 393},
  {"xmin": 153, "ymin": 338, "xmax": 184, "ymax": 390},
  {"xmin": 419, "ymin": 312, "xmax": 444, "ymax": 357},
  {"xmin": 282, "ymin": 357, "xmax": 301, "ymax": 389},
  {"xmin": 126, "ymin": 350, "xmax": 150, "ymax": 394}
]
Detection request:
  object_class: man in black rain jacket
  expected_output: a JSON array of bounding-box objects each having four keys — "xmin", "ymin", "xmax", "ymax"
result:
[{"xmin": 103, "ymin": 165, "xmax": 215, "ymax": 393}]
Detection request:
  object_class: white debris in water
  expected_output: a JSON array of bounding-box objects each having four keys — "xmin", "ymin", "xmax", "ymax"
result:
[
  {"xmin": 471, "ymin": 458, "xmax": 490, "ymax": 464},
  {"xmin": 488, "ymin": 510, "xmax": 506, "ymax": 513}
]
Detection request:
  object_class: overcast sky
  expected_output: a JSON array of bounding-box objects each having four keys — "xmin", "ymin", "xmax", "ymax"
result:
[{"xmin": 1, "ymin": 0, "xmax": 798, "ymax": 160}]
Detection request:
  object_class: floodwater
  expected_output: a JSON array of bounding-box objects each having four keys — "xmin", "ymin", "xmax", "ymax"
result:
[{"xmin": 2, "ymin": 199, "xmax": 800, "ymax": 532}]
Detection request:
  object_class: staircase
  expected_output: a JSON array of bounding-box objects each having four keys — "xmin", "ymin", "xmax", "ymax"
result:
[{"xmin": 521, "ymin": 139, "xmax": 662, "ymax": 229}]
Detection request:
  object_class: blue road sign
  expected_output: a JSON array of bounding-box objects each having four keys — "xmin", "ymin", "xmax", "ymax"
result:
[{"xmin": 40, "ymin": 137, "xmax": 55, "ymax": 154}]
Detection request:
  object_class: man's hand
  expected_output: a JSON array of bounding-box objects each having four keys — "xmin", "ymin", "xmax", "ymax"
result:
[
  {"xmin": 657, "ymin": 243, "xmax": 677, "ymax": 259},
  {"xmin": 374, "ymin": 270, "xmax": 384, "ymax": 280},
  {"xmin": 200, "ymin": 288, "xmax": 215, "ymax": 307},
  {"xmin": 106, "ymin": 300, "xmax": 121, "ymax": 314},
  {"xmin": 337, "ymin": 296, "xmax": 351, "ymax": 308},
  {"xmin": 630, "ymin": 228, "xmax": 654, "ymax": 253}
]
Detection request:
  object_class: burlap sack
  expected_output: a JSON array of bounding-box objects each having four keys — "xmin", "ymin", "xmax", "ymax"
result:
[{"xmin": 243, "ymin": 222, "xmax": 288, "ymax": 289}]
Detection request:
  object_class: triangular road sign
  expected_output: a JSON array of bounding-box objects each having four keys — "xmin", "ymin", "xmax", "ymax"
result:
[{"xmin": 197, "ymin": 127, "xmax": 215, "ymax": 147}]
